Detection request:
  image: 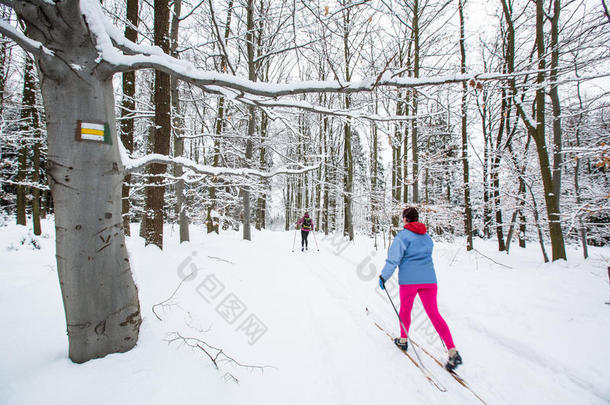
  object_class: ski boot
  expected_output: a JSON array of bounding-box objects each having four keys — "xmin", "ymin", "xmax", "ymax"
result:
[
  {"xmin": 394, "ymin": 337, "xmax": 408, "ymax": 351},
  {"xmin": 445, "ymin": 348, "xmax": 462, "ymax": 371}
]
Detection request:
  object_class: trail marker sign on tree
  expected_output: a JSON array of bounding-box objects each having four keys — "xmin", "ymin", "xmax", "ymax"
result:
[{"xmin": 75, "ymin": 121, "xmax": 112, "ymax": 144}]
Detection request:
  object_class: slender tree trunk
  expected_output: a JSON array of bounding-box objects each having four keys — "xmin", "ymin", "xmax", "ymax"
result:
[
  {"xmin": 533, "ymin": 0, "xmax": 566, "ymax": 260},
  {"xmin": 256, "ymin": 111, "xmax": 268, "ymax": 230},
  {"xmin": 527, "ymin": 182, "xmax": 549, "ymax": 263},
  {"xmin": 0, "ymin": 23, "xmax": 10, "ymax": 116},
  {"xmin": 23, "ymin": 56, "xmax": 42, "ymax": 235},
  {"xmin": 371, "ymin": 94, "xmax": 379, "ymax": 235},
  {"xmin": 120, "ymin": 0, "xmax": 138, "ymax": 236},
  {"xmin": 242, "ymin": 0, "xmax": 256, "ymax": 241},
  {"xmin": 169, "ymin": 0, "xmax": 189, "ymax": 243},
  {"xmin": 403, "ymin": 67, "xmax": 410, "ymax": 204},
  {"xmin": 206, "ymin": 0, "xmax": 229, "ymax": 233},
  {"xmin": 458, "ymin": 0, "xmax": 473, "ymax": 251},
  {"xmin": 16, "ymin": 58, "xmax": 32, "ymax": 226},
  {"xmin": 492, "ymin": 84, "xmax": 507, "ymax": 251},
  {"xmin": 482, "ymin": 111, "xmax": 491, "ymax": 238},
  {"xmin": 411, "ymin": 1, "xmax": 420, "ymax": 204},
  {"xmin": 549, "ymin": 0, "xmax": 562, "ymax": 200},
  {"xmin": 574, "ymin": 76, "xmax": 588, "ymax": 259},
  {"xmin": 323, "ymin": 115, "xmax": 329, "ymax": 235},
  {"xmin": 504, "ymin": 0, "xmax": 566, "ymax": 260},
  {"xmin": 342, "ymin": 8, "xmax": 354, "ymax": 240},
  {"xmin": 392, "ymin": 95, "xmax": 402, "ymax": 229},
  {"xmin": 139, "ymin": 89, "xmax": 155, "ymax": 239},
  {"xmin": 142, "ymin": 0, "xmax": 171, "ymax": 248},
  {"xmin": 208, "ymin": 96, "xmax": 224, "ymax": 234}
]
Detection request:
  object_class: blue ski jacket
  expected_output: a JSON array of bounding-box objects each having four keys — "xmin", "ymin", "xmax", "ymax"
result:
[{"xmin": 380, "ymin": 224, "xmax": 437, "ymax": 285}]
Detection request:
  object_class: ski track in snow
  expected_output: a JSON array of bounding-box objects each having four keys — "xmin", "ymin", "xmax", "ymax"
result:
[{"xmin": 1, "ymin": 220, "xmax": 609, "ymax": 405}]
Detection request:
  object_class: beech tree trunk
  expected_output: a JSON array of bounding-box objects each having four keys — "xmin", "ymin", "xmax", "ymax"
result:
[{"xmin": 12, "ymin": 2, "xmax": 142, "ymax": 363}]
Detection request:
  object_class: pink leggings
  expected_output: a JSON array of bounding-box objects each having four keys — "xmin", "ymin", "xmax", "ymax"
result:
[{"xmin": 399, "ymin": 283, "xmax": 455, "ymax": 350}]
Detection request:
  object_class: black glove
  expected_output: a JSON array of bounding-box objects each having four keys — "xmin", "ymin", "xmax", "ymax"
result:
[{"xmin": 379, "ymin": 275, "xmax": 386, "ymax": 290}]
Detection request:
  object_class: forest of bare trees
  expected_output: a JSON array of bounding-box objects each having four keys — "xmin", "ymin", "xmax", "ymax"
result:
[{"xmin": 0, "ymin": 0, "xmax": 609, "ymax": 361}]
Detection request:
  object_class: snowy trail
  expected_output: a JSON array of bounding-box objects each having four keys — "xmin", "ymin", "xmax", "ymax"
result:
[{"xmin": 1, "ymin": 222, "xmax": 609, "ymax": 404}]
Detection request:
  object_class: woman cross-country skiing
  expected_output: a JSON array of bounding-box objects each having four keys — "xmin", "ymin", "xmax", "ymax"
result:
[
  {"xmin": 296, "ymin": 212, "xmax": 314, "ymax": 252},
  {"xmin": 378, "ymin": 207, "xmax": 462, "ymax": 371}
]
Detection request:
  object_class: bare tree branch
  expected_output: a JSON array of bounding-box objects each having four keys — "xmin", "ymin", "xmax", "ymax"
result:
[{"xmin": 124, "ymin": 150, "xmax": 320, "ymax": 177}]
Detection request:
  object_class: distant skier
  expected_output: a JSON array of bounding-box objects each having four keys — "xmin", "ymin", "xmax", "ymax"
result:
[
  {"xmin": 296, "ymin": 212, "xmax": 314, "ymax": 252},
  {"xmin": 378, "ymin": 207, "xmax": 462, "ymax": 371}
]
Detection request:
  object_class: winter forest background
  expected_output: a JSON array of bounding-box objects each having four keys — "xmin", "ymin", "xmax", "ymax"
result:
[
  {"xmin": 1, "ymin": 1, "xmax": 610, "ymax": 403},
  {"xmin": 2, "ymin": 0, "xmax": 609, "ymax": 260},
  {"xmin": 1, "ymin": 0, "xmax": 610, "ymax": 365}
]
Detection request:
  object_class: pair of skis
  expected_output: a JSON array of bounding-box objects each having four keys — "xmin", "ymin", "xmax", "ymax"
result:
[
  {"xmin": 372, "ymin": 318, "xmax": 447, "ymax": 392},
  {"xmin": 367, "ymin": 308, "xmax": 487, "ymax": 404}
]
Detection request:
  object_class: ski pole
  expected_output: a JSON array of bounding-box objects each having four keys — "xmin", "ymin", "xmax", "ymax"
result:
[
  {"xmin": 381, "ymin": 280, "xmax": 427, "ymax": 365},
  {"xmin": 311, "ymin": 228, "xmax": 320, "ymax": 251},
  {"xmin": 292, "ymin": 229, "xmax": 297, "ymax": 252},
  {"xmin": 381, "ymin": 282, "xmax": 409, "ymax": 339}
]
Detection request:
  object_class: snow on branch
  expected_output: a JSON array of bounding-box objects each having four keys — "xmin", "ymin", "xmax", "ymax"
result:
[
  {"xmin": 79, "ymin": 1, "xmax": 543, "ymax": 99},
  {"xmin": 0, "ymin": 19, "xmax": 54, "ymax": 57},
  {"xmin": 239, "ymin": 95, "xmax": 421, "ymax": 122},
  {"xmin": 123, "ymin": 152, "xmax": 320, "ymax": 178}
]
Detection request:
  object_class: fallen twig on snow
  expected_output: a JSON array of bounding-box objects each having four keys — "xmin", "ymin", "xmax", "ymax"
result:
[
  {"xmin": 473, "ymin": 249, "xmax": 513, "ymax": 269},
  {"xmin": 165, "ymin": 331, "xmax": 275, "ymax": 382},
  {"xmin": 152, "ymin": 270, "xmax": 196, "ymax": 321}
]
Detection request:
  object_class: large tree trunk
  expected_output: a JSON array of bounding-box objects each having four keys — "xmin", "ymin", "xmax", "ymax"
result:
[
  {"xmin": 44, "ymin": 74, "xmax": 141, "ymax": 364},
  {"xmin": 14, "ymin": 2, "xmax": 142, "ymax": 363}
]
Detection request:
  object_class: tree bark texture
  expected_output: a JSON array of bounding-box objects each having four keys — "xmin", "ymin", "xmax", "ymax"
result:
[{"xmin": 12, "ymin": 3, "xmax": 142, "ymax": 363}]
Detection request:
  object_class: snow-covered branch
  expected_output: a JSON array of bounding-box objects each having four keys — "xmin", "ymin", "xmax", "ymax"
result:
[
  {"xmin": 78, "ymin": 0, "xmax": 546, "ymax": 99},
  {"xmin": 0, "ymin": 19, "xmax": 54, "ymax": 58},
  {"xmin": 123, "ymin": 152, "xmax": 320, "ymax": 178}
]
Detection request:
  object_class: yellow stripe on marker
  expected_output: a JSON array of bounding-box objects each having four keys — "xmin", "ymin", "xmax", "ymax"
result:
[{"xmin": 81, "ymin": 128, "xmax": 104, "ymax": 136}]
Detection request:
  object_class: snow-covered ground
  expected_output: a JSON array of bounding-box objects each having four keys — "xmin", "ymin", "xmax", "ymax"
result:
[{"xmin": 1, "ymin": 218, "xmax": 609, "ymax": 404}]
